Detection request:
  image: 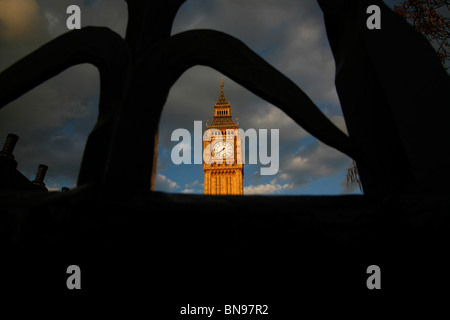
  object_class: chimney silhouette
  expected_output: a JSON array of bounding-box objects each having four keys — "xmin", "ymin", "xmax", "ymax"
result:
[
  {"xmin": 32, "ymin": 164, "xmax": 48, "ymax": 188},
  {"xmin": 0, "ymin": 134, "xmax": 19, "ymax": 167}
]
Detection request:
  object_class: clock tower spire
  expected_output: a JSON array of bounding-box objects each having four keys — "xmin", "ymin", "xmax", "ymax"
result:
[{"xmin": 203, "ymin": 78, "xmax": 243, "ymax": 195}]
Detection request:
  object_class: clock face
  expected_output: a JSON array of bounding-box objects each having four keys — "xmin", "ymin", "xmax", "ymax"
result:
[{"xmin": 212, "ymin": 141, "xmax": 233, "ymax": 159}]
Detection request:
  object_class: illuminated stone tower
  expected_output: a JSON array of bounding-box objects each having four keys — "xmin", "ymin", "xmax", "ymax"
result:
[{"xmin": 203, "ymin": 79, "xmax": 243, "ymax": 195}]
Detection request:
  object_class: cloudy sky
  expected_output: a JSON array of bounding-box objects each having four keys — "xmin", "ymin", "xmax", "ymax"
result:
[{"xmin": 0, "ymin": 0, "xmax": 403, "ymax": 195}]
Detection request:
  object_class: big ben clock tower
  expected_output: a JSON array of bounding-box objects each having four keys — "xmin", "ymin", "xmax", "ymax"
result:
[{"xmin": 203, "ymin": 78, "xmax": 243, "ymax": 195}]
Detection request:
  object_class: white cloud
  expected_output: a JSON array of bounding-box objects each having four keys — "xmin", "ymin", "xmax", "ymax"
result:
[
  {"xmin": 289, "ymin": 156, "xmax": 309, "ymax": 169},
  {"xmin": 180, "ymin": 180, "xmax": 203, "ymax": 194},
  {"xmin": 247, "ymin": 104, "xmax": 309, "ymax": 142},
  {"xmin": 44, "ymin": 11, "xmax": 59, "ymax": 31},
  {"xmin": 299, "ymin": 142, "xmax": 347, "ymax": 175},
  {"xmin": 155, "ymin": 173, "xmax": 179, "ymax": 192},
  {"xmin": 256, "ymin": 138, "xmax": 353, "ymax": 191},
  {"xmin": 244, "ymin": 181, "xmax": 293, "ymax": 195},
  {"xmin": 185, "ymin": 180, "xmax": 201, "ymax": 188}
]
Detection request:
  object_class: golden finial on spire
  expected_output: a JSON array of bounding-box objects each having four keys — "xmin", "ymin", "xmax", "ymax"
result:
[{"xmin": 215, "ymin": 77, "xmax": 229, "ymax": 106}]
